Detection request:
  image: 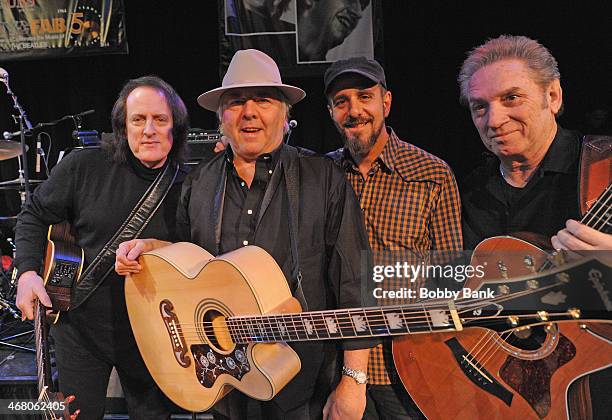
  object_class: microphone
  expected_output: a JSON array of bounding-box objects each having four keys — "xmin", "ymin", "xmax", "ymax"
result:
[
  {"xmin": 3, "ymin": 130, "xmax": 20, "ymax": 140},
  {"xmin": 36, "ymin": 138, "xmax": 41, "ymax": 173},
  {"xmin": 3, "ymin": 129, "xmax": 32, "ymax": 140},
  {"xmin": 284, "ymin": 120, "xmax": 298, "ymax": 144}
]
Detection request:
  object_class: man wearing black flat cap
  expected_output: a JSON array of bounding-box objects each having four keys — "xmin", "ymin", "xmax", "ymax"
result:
[{"xmin": 325, "ymin": 56, "xmax": 463, "ymax": 419}]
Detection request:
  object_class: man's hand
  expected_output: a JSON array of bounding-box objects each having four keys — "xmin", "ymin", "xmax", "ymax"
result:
[
  {"xmin": 323, "ymin": 348, "xmax": 369, "ymax": 420},
  {"xmin": 552, "ymin": 219, "xmax": 612, "ymax": 251},
  {"xmin": 323, "ymin": 376, "xmax": 367, "ymax": 420},
  {"xmin": 16, "ymin": 271, "xmax": 52, "ymax": 320},
  {"xmin": 115, "ymin": 238, "xmax": 170, "ymax": 276},
  {"xmin": 213, "ymin": 135, "xmax": 229, "ymax": 154}
]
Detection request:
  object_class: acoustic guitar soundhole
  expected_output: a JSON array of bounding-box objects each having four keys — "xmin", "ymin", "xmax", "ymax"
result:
[{"xmin": 499, "ymin": 333, "xmax": 576, "ymax": 418}]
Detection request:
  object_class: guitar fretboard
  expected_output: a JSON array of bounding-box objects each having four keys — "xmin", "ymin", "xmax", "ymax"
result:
[
  {"xmin": 582, "ymin": 183, "xmax": 612, "ymax": 234},
  {"xmin": 227, "ymin": 305, "xmax": 456, "ymax": 344}
]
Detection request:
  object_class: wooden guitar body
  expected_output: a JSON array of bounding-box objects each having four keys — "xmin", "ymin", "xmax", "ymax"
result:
[
  {"xmin": 124, "ymin": 242, "xmax": 301, "ymax": 412},
  {"xmin": 394, "ymin": 236, "xmax": 612, "ymax": 419},
  {"xmin": 394, "ymin": 321, "xmax": 611, "ymax": 419},
  {"xmin": 42, "ymin": 222, "xmax": 84, "ymax": 314}
]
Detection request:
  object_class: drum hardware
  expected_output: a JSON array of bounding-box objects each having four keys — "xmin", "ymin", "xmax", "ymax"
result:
[
  {"xmin": 0, "ymin": 140, "xmax": 26, "ymax": 161},
  {"xmin": 1, "ymin": 67, "xmax": 34, "ymax": 200}
]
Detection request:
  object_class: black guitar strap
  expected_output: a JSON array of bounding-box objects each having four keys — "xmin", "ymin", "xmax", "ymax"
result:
[
  {"xmin": 71, "ymin": 162, "xmax": 179, "ymax": 309},
  {"xmin": 281, "ymin": 147, "xmax": 309, "ymax": 311}
]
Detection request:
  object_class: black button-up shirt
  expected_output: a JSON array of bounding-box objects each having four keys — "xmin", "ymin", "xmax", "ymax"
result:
[{"xmin": 220, "ymin": 145, "xmax": 285, "ymax": 256}]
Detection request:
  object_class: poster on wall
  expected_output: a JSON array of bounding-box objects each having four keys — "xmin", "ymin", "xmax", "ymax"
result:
[
  {"xmin": 219, "ymin": 0, "xmax": 383, "ymax": 77},
  {"xmin": 0, "ymin": 0, "xmax": 128, "ymax": 61}
]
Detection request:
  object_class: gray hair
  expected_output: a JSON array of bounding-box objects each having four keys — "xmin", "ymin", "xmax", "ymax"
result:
[{"xmin": 458, "ymin": 35, "xmax": 561, "ymax": 105}]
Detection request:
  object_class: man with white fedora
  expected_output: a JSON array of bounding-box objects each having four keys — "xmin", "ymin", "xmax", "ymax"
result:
[{"xmin": 116, "ymin": 49, "xmax": 377, "ymax": 419}]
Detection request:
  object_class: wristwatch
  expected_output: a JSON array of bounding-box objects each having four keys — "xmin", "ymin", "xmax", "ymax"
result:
[{"xmin": 342, "ymin": 366, "xmax": 368, "ymax": 385}]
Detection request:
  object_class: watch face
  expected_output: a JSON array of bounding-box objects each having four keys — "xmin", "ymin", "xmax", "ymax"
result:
[{"xmin": 355, "ymin": 371, "xmax": 367, "ymax": 383}]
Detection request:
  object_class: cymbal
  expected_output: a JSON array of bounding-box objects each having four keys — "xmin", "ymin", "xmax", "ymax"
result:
[
  {"xmin": 0, "ymin": 141, "xmax": 26, "ymax": 161},
  {"xmin": 0, "ymin": 178, "xmax": 44, "ymax": 190}
]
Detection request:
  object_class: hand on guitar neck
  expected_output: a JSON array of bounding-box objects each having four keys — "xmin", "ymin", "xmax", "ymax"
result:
[
  {"xmin": 552, "ymin": 219, "xmax": 612, "ymax": 252},
  {"xmin": 16, "ymin": 270, "xmax": 52, "ymax": 320}
]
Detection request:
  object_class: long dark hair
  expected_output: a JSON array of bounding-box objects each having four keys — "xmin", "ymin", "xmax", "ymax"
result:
[{"xmin": 106, "ymin": 75, "xmax": 189, "ymax": 164}]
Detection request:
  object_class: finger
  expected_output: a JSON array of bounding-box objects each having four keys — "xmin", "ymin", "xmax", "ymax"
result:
[
  {"xmin": 551, "ymin": 235, "xmax": 566, "ymax": 251},
  {"xmin": 557, "ymin": 228, "xmax": 592, "ymax": 251},
  {"xmin": 34, "ymin": 284, "xmax": 53, "ymax": 308},
  {"xmin": 116, "ymin": 243, "xmax": 131, "ymax": 258},
  {"xmin": 322, "ymin": 399, "xmax": 331, "ymax": 420},
  {"xmin": 116, "ymin": 254, "xmax": 139, "ymax": 267},
  {"xmin": 127, "ymin": 242, "xmax": 145, "ymax": 260}
]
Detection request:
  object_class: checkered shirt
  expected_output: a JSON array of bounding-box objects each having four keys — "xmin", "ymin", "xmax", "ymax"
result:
[{"xmin": 332, "ymin": 129, "xmax": 463, "ymax": 384}]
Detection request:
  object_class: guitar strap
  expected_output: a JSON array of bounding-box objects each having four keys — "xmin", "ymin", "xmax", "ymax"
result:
[
  {"xmin": 71, "ymin": 161, "xmax": 180, "ymax": 309},
  {"xmin": 280, "ymin": 147, "xmax": 309, "ymax": 311}
]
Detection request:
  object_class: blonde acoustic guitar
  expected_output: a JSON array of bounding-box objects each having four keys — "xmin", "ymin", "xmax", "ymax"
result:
[{"xmin": 125, "ymin": 242, "xmax": 611, "ymax": 412}]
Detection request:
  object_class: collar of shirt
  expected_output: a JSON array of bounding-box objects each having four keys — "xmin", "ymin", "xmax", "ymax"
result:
[
  {"xmin": 339, "ymin": 127, "xmax": 397, "ymax": 176},
  {"xmin": 537, "ymin": 125, "xmax": 581, "ymax": 175},
  {"xmin": 224, "ymin": 143, "xmax": 282, "ymax": 178}
]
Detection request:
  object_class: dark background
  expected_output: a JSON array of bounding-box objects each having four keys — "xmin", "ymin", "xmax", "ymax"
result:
[{"xmin": 0, "ymin": 0, "xmax": 610, "ymax": 218}]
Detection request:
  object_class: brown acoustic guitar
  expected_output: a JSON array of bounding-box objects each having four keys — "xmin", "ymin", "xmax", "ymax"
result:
[
  {"xmin": 42, "ymin": 222, "xmax": 84, "ymax": 322},
  {"xmin": 395, "ymin": 183, "xmax": 612, "ymax": 419},
  {"xmin": 34, "ymin": 221, "xmax": 83, "ymax": 419},
  {"xmin": 124, "ymin": 242, "xmax": 611, "ymax": 412}
]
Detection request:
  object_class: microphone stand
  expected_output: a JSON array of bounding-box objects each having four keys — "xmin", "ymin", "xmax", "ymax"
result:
[
  {"xmin": 0, "ymin": 76, "xmax": 35, "ymax": 354},
  {"xmin": 1, "ymin": 76, "xmax": 33, "ymax": 202}
]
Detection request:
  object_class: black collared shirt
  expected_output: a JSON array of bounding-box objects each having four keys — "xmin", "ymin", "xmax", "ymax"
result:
[
  {"xmin": 220, "ymin": 145, "xmax": 286, "ymax": 256},
  {"xmin": 461, "ymin": 126, "xmax": 582, "ymax": 249}
]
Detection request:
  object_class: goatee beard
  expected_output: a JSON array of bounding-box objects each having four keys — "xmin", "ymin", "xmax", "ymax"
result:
[{"xmin": 342, "ymin": 125, "xmax": 381, "ymax": 159}]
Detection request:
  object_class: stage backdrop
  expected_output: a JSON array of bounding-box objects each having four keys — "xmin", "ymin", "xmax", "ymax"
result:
[
  {"xmin": 0, "ymin": 0, "xmax": 127, "ymax": 61},
  {"xmin": 218, "ymin": 0, "xmax": 384, "ymax": 77}
]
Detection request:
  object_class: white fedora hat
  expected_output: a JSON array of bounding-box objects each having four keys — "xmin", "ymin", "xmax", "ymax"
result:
[{"xmin": 197, "ymin": 49, "xmax": 306, "ymax": 111}]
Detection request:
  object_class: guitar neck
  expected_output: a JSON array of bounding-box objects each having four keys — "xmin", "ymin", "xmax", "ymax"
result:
[
  {"xmin": 227, "ymin": 257, "xmax": 612, "ymax": 344},
  {"xmin": 228, "ymin": 303, "xmax": 463, "ymax": 343},
  {"xmin": 34, "ymin": 301, "xmax": 54, "ymax": 394},
  {"xmin": 581, "ymin": 183, "xmax": 612, "ymax": 234}
]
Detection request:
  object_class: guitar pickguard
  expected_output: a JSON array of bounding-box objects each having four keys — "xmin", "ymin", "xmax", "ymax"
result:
[
  {"xmin": 499, "ymin": 333, "xmax": 576, "ymax": 418},
  {"xmin": 192, "ymin": 344, "xmax": 250, "ymax": 388}
]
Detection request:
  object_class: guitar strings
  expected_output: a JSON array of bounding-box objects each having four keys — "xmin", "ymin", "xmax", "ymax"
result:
[
  {"xmin": 169, "ymin": 280, "xmax": 568, "ymax": 343},
  {"xmin": 581, "ymin": 184, "xmax": 611, "ymax": 230},
  {"xmin": 463, "ymin": 187, "xmax": 611, "ymax": 366}
]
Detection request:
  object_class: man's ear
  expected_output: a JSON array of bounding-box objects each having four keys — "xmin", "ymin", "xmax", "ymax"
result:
[
  {"xmin": 383, "ymin": 89, "xmax": 392, "ymax": 118},
  {"xmin": 547, "ymin": 79, "xmax": 562, "ymax": 115}
]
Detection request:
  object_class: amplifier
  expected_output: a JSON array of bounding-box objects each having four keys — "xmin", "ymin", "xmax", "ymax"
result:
[{"xmin": 186, "ymin": 129, "xmax": 221, "ymax": 163}]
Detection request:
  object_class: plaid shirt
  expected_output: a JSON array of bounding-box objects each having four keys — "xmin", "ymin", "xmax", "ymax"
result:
[{"xmin": 330, "ymin": 128, "xmax": 463, "ymax": 384}]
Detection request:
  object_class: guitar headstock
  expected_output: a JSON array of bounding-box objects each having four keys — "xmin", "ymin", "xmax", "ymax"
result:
[{"xmin": 456, "ymin": 257, "xmax": 611, "ymax": 333}]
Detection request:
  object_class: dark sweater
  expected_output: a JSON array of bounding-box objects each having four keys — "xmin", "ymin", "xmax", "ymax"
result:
[{"xmin": 15, "ymin": 147, "xmax": 186, "ymax": 354}]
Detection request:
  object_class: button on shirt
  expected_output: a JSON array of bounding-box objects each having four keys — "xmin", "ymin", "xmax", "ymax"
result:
[
  {"xmin": 220, "ymin": 146, "xmax": 287, "ymax": 258},
  {"xmin": 330, "ymin": 128, "xmax": 463, "ymax": 384}
]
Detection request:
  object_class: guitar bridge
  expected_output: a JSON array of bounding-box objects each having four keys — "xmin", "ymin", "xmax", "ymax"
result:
[{"xmin": 444, "ymin": 337, "xmax": 513, "ymax": 406}]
